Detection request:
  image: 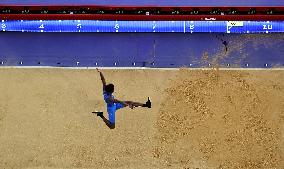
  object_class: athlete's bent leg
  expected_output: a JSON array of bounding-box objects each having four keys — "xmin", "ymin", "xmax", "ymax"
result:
[{"xmin": 101, "ymin": 115, "xmax": 115, "ymax": 129}]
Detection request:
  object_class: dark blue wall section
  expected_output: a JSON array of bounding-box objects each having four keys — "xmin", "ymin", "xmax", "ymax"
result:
[
  {"xmin": 1, "ymin": 0, "xmax": 283, "ymax": 6},
  {"xmin": 0, "ymin": 32, "xmax": 283, "ymax": 68}
]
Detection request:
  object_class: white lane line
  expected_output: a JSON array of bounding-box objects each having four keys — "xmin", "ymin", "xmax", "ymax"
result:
[{"xmin": 0, "ymin": 66, "xmax": 284, "ymax": 70}]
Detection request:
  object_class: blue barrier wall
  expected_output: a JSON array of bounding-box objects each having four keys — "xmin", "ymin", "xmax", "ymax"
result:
[
  {"xmin": 0, "ymin": 33, "xmax": 283, "ymax": 68},
  {"xmin": 1, "ymin": 0, "xmax": 283, "ymax": 6}
]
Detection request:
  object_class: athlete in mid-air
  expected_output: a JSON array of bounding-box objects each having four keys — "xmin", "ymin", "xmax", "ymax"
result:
[{"xmin": 96, "ymin": 68, "xmax": 151, "ymax": 129}]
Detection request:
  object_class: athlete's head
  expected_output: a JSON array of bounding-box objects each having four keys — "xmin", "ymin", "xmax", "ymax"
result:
[{"xmin": 105, "ymin": 83, "xmax": 114, "ymax": 94}]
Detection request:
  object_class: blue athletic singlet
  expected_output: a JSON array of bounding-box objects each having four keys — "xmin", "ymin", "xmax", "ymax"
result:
[{"xmin": 103, "ymin": 90, "xmax": 124, "ymax": 124}]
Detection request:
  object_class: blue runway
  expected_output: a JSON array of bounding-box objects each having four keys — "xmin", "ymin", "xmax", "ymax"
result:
[
  {"xmin": 0, "ymin": 33, "xmax": 283, "ymax": 68},
  {"xmin": 2, "ymin": 20, "xmax": 283, "ymax": 33},
  {"xmin": 1, "ymin": 0, "xmax": 283, "ymax": 6}
]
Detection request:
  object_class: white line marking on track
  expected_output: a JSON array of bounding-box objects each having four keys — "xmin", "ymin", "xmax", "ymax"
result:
[{"xmin": 0, "ymin": 66, "xmax": 284, "ymax": 71}]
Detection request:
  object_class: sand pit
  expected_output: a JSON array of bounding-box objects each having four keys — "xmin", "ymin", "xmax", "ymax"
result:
[{"xmin": 0, "ymin": 68, "xmax": 283, "ymax": 169}]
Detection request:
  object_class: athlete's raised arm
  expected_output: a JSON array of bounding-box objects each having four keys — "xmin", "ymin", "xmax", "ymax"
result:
[{"xmin": 97, "ymin": 68, "xmax": 106, "ymax": 89}]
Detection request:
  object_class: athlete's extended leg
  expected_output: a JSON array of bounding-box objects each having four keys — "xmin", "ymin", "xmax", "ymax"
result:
[
  {"xmin": 125, "ymin": 101, "xmax": 144, "ymax": 107},
  {"xmin": 125, "ymin": 97, "xmax": 151, "ymax": 108}
]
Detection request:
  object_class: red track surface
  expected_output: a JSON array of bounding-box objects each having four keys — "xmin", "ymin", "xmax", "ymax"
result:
[
  {"xmin": 0, "ymin": 14, "xmax": 283, "ymax": 21},
  {"xmin": 0, "ymin": 5, "xmax": 283, "ymax": 20}
]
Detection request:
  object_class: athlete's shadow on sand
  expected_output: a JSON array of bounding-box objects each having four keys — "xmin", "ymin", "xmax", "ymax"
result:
[{"xmin": 92, "ymin": 112, "xmax": 115, "ymax": 129}]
